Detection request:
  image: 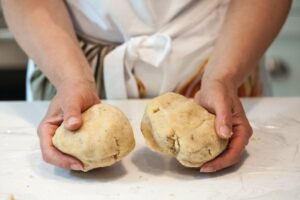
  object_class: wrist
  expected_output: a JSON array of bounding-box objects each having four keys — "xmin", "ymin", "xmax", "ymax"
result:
[
  {"xmin": 52, "ymin": 63, "xmax": 95, "ymax": 91},
  {"xmin": 202, "ymin": 73, "xmax": 238, "ymax": 92},
  {"xmin": 56, "ymin": 76, "xmax": 97, "ymax": 94},
  {"xmin": 201, "ymin": 59, "xmax": 250, "ymax": 91}
]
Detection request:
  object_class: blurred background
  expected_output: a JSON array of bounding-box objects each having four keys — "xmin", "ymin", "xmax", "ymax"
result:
[{"xmin": 0, "ymin": 1, "xmax": 299, "ymax": 100}]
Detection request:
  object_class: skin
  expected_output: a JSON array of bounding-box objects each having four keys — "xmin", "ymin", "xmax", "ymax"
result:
[
  {"xmin": 196, "ymin": 0, "xmax": 291, "ymax": 172},
  {"xmin": 2, "ymin": 0, "xmax": 291, "ymax": 172}
]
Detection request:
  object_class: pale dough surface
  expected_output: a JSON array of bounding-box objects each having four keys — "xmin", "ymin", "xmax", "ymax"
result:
[
  {"xmin": 53, "ymin": 104, "xmax": 135, "ymax": 172},
  {"xmin": 141, "ymin": 92, "xmax": 228, "ymax": 167}
]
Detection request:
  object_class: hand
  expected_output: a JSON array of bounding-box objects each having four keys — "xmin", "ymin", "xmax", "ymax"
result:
[
  {"xmin": 194, "ymin": 79, "xmax": 252, "ymax": 172},
  {"xmin": 37, "ymin": 79, "xmax": 100, "ymax": 170}
]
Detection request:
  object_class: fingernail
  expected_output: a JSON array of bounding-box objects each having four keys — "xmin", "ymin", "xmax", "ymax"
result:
[
  {"xmin": 70, "ymin": 164, "xmax": 83, "ymax": 171},
  {"xmin": 67, "ymin": 117, "xmax": 79, "ymax": 127},
  {"xmin": 200, "ymin": 166, "xmax": 215, "ymax": 173},
  {"xmin": 220, "ymin": 125, "xmax": 231, "ymax": 138}
]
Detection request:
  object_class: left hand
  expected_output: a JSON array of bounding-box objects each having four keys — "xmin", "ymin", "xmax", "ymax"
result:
[
  {"xmin": 37, "ymin": 79, "xmax": 100, "ymax": 170},
  {"xmin": 194, "ymin": 79, "xmax": 253, "ymax": 172}
]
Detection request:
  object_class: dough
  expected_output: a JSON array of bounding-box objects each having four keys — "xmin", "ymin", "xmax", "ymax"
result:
[
  {"xmin": 53, "ymin": 104, "xmax": 135, "ymax": 172},
  {"xmin": 141, "ymin": 92, "xmax": 228, "ymax": 168}
]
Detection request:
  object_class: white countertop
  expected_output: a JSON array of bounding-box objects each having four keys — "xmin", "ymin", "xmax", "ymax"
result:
[{"xmin": 0, "ymin": 98, "xmax": 300, "ymax": 200}]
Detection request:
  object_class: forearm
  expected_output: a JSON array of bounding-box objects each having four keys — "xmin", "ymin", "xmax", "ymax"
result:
[
  {"xmin": 203, "ymin": 0, "xmax": 291, "ymax": 88},
  {"xmin": 2, "ymin": 0, "xmax": 94, "ymax": 89}
]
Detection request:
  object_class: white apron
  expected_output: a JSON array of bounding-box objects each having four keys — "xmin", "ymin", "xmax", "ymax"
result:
[{"xmin": 26, "ymin": 0, "xmax": 271, "ymax": 100}]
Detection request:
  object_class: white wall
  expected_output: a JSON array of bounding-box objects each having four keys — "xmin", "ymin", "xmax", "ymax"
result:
[{"xmin": 267, "ymin": 0, "xmax": 300, "ymax": 96}]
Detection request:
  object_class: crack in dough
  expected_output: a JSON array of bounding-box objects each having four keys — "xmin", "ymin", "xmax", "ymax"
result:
[
  {"xmin": 166, "ymin": 128, "xmax": 180, "ymax": 155},
  {"xmin": 113, "ymin": 137, "xmax": 120, "ymax": 160}
]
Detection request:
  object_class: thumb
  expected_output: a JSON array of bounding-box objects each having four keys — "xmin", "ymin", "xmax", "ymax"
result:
[
  {"xmin": 214, "ymin": 98, "xmax": 233, "ymax": 139},
  {"xmin": 62, "ymin": 101, "xmax": 83, "ymax": 131}
]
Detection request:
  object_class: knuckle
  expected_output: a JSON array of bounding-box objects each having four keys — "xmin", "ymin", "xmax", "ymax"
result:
[
  {"xmin": 248, "ymin": 126, "xmax": 253, "ymax": 137},
  {"xmin": 42, "ymin": 152, "xmax": 50, "ymax": 163},
  {"xmin": 227, "ymin": 150, "xmax": 242, "ymax": 166},
  {"xmin": 245, "ymin": 123, "xmax": 253, "ymax": 140},
  {"xmin": 60, "ymin": 162, "xmax": 70, "ymax": 169},
  {"xmin": 41, "ymin": 147, "xmax": 70, "ymax": 169},
  {"xmin": 216, "ymin": 109, "xmax": 232, "ymax": 123},
  {"xmin": 233, "ymin": 155, "xmax": 241, "ymax": 165},
  {"xmin": 225, "ymin": 156, "xmax": 240, "ymax": 169},
  {"xmin": 54, "ymin": 156, "xmax": 70, "ymax": 169},
  {"xmin": 222, "ymin": 115, "xmax": 232, "ymax": 125},
  {"xmin": 37, "ymin": 123, "xmax": 44, "ymax": 137}
]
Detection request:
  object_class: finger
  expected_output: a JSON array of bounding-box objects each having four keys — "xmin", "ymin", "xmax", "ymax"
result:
[
  {"xmin": 93, "ymin": 97, "xmax": 101, "ymax": 104},
  {"xmin": 200, "ymin": 118, "xmax": 252, "ymax": 173},
  {"xmin": 40, "ymin": 96, "xmax": 64, "ymax": 140},
  {"xmin": 194, "ymin": 90, "xmax": 233, "ymax": 139},
  {"xmin": 38, "ymin": 119, "xmax": 83, "ymax": 171},
  {"xmin": 214, "ymin": 95, "xmax": 233, "ymax": 139},
  {"xmin": 42, "ymin": 96, "xmax": 62, "ymax": 120},
  {"xmin": 62, "ymin": 99, "xmax": 83, "ymax": 131}
]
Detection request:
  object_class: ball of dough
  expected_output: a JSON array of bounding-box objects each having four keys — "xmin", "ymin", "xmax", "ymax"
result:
[
  {"xmin": 52, "ymin": 104, "xmax": 135, "ymax": 172},
  {"xmin": 141, "ymin": 92, "xmax": 228, "ymax": 168}
]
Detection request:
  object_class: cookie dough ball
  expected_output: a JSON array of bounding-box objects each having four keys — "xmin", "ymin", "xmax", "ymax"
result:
[
  {"xmin": 53, "ymin": 104, "xmax": 135, "ymax": 172},
  {"xmin": 141, "ymin": 92, "xmax": 228, "ymax": 168}
]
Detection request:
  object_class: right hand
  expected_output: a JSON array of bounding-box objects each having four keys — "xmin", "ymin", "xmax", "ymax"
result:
[
  {"xmin": 37, "ymin": 79, "xmax": 100, "ymax": 170},
  {"xmin": 194, "ymin": 79, "xmax": 253, "ymax": 172}
]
